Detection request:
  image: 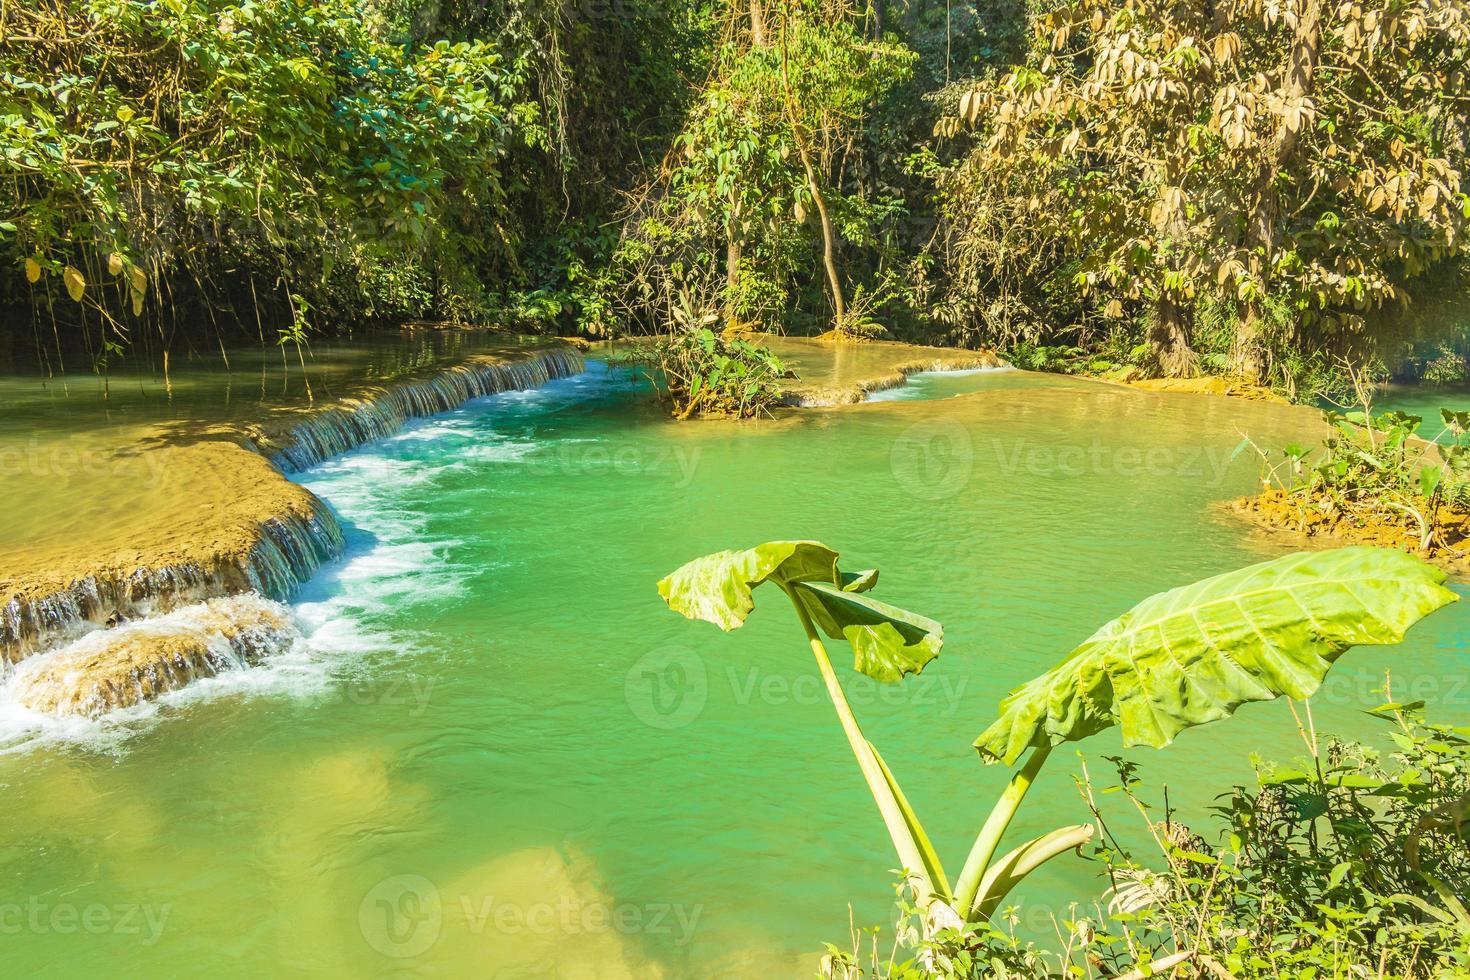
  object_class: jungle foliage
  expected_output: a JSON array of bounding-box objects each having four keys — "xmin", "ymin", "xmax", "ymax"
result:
[
  {"xmin": 599, "ymin": 0, "xmax": 917, "ymax": 337},
  {"xmin": 6, "ymin": 0, "xmax": 523, "ymax": 353},
  {"xmin": 4, "ymin": 0, "xmax": 1468, "ymax": 394},
  {"xmin": 0, "ymin": 0, "xmax": 702, "ymax": 361},
  {"xmin": 934, "ymin": 0, "xmax": 1470, "ymax": 386}
]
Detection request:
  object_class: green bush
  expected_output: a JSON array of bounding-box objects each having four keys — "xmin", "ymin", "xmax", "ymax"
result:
[
  {"xmin": 1243, "ymin": 405, "xmax": 1470, "ymax": 550},
  {"xmin": 824, "ymin": 705, "xmax": 1470, "ymax": 979},
  {"xmin": 614, "ymin": 326, "xmax": 788, "ymax": 419},
  {"xmin": 2, "ymin": 0, "xmax": 539, "ymax": 341}
]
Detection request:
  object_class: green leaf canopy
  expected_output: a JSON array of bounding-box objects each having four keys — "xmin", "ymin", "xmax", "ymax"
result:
[
  {"xmin": 656, "ymin": 541, "xmax": 840, "ymax": 630},
  {"xmin": 657, "ymin": 541, "xmax": 942, "ymax": 681},
  {"xmin": 976, "ymin": 547, "xmax": 1459, "ymax": 765}
]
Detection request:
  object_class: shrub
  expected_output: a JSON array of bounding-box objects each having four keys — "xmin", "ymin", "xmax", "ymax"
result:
[
  {"xmin": 614, "ymin": 326, "xmax": 788, "ymax": 419},
  {"xmin": 1242, "ymin": 404, "xmax": 1470, "ymax": 553},
  {"xmin": 824, "ymin": 704, "xmax": 1470, "ymax": 979}
]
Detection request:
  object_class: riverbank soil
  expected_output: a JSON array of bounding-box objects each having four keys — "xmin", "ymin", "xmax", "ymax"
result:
[
  {"xmin": 1230, "ymin": 487, "xmax": 1470, "ymax": 572},
  {"xmin": 1129, "ymin": 375, "xmax": 1289, "ymax": 403}
]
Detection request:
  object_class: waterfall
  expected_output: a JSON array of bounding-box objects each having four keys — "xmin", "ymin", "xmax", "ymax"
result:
[
  {"xmin": 268, "ymin": 347, "xmax": 585, "ymax": 472},
  {"xmin": 6, "ymin": 595, "xmax": 300, "ymax": 718},
  {"xmin": 1, "ymin": 342, "xmax": 584, "ymax": 718},
  {"xmin": 0, "ymin": 497, "xmax": 342, "ymax": 667},
  {"xmin": 778, "ymin": 351, "xmax": 1007, "ymax": 407},
  {"xmin": 244, "ymin": 503, "xmax": 347, "ymax": 600}
]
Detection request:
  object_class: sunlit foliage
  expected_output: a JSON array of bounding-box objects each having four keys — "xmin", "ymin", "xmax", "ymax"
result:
[{"xmin": 938, "ymin": 0, "xmax": 1470, "ymax": 381}]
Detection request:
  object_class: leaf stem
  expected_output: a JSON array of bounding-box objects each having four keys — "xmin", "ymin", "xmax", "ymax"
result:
[
  {"xmin": 781, "ymin": 584, "xmax": 948, "ymax": 905},
  {"xmin": 953, "ymin": 743, "xmax": 1052, "ymax": 918}
]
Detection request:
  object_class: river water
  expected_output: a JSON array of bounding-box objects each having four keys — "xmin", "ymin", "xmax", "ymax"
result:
[{"xmin": 0, "ymin": 350, "xmax": 1466, "ymax": 977}]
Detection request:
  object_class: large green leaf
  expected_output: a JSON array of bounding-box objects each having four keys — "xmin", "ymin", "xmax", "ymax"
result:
[
  {"xmin": 976, "ymin": 547, "xmax": 1458, "ymax": 765},
  {"xmin": 794, "ymin": 580, "xmax": 942, "ymax": 681},
  {"xmin": 657, "ymin": 541, "xmax": 840, "ymax": 631},
  {"xmin": 657, "ymin": 541, "xmax": 942, "ymax": 681}
]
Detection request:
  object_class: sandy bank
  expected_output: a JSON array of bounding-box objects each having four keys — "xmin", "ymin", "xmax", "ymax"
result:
[
  {"xmin": 0, "ymin": 341, "xmax": 584, "ymax": 675},
  {"xmin": 1127, "ymin": 375, "xmax": 1289, "ymax": 403}
]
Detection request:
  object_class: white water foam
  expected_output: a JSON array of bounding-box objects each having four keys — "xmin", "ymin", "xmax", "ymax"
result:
[
  {"xmin": 0, "ymin": 362, "xmax": 609, "ymax": 751},
  {"xmin": 389, "ymin": 417, "xmax": 478, "ymax": 441},
  {"xmin": 865, "ymin": 365, "xmax": 1016, "ymax": 402},
  {"xmin": 291, "ymin": 441, "xmax": 474, "ymax": 641},
  {"xmin": 281, "ymin": 367, "xmax": 626, "ymax": 669},
  {"xmin": 0, "ymin": 449, "xmax": 471, "ymax": 753},
  {"xmin": 0, "ymin": 594, "xmax": 311, "ymax": 754}
]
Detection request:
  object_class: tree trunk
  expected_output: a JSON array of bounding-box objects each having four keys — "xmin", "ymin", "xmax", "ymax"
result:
[
  {"xmin": 1152, "ymin": 168, "xmax": 1196, "ymax": 379},
  {"xmin": 725, "ymin": 194, "xmax": 741, "ymax": 321},
  {"xmin": 1152, "ymin": 292, "xmax": 1198, "ymax": 379},
  {"xmin": 778, "ymin": 16, "xmax": 846, "ymax": 329},
  {"xmin": 724, "ymin": 0, "xmax": 766, "ymax": 324},
  {"xmin": 1231, "ymin": 0, "xmax": 1321, "ymax": 382},
  {"xmin": 804, "ymin": 160, "xmax": 846, "ymax": 328},
  {"xmin": 1232, "ymin": 304, "xmax": 1268, "ymax": 381}
]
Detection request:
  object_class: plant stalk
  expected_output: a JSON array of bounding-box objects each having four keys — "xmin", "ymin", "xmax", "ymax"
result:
[
  {"xmin": 782, "ymin": 585, "xmax": 947, "ymax": 905},
  {"xmin": 953, "ymin": 743, "xmax": 1052, "ymax": 917}
]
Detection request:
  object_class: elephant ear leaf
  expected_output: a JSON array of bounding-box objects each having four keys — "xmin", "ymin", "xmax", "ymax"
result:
[
  {"xmin": 657, "ymin": 541, "xmax": 841, "ymax": 631},
  {"xmin": 793, "ymin": 580, "xmax": 942, "ymax": 682},
  {"xmin": 976, "ymin": 547, "xmax": 1458, "ymax": 765},
  {"xmin": 657, "ymin": 543, "xmax": 942, "ymax": 682}
]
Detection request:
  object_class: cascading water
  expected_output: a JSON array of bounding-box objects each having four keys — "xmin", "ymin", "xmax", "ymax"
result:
[
  {"xmin": 0, "ymin": 343, "xmax": 585, "ymax": 720},
  {"xmin": 267, "ymin": 347, "xmax": 586, "ymax": 472},
  {"xmin": 5, "ymin": 594, "xmax": 300, "ymax": 718},
  {"xmin": 243, "ymin": 505, "xmax": 347, "ymax": 601},
  {"xmin": 0, "ymin": 495, "xmax": 342, "ymax": 666}
]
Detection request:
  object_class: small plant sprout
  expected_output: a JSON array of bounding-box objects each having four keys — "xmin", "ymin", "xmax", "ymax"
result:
[{"xmin": 658, "ymin": 542, "xmax": 1457, "ymax": 931}]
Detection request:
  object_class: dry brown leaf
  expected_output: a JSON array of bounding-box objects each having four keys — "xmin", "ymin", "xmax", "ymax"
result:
[{"xmin": 63, "ymin": 265, "xmax": 85, "ymax": 302}]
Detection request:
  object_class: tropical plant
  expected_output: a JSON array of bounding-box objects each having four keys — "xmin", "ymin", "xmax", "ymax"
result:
[
  {"xmin": 1422, "ymin": 344, "xmax": 1470, "ymax": 386},
  {"xmin": 1085, "ymin": 702, "xmax": 1470, "ymax": 978},
  {"xmin": 1242, "ymin": 400, "xmax": 1470, "ymax": 551},
  {"xmin": 823, "ymin": 703, "xmax": 1470, "ymax": 979},
  {"xmin": 615, "ymin": 324, "xmax": 790, "ymax": 419},
  {"xmin": 657, "ymin": 541, "xmax": 1455, "ymax": 934}
]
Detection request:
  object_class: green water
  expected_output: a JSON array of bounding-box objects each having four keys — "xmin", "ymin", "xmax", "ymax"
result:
[
  {"xmin": 1, "ymin": 360, "xmax": 1468, "ymax": 977},
  {"xmin": 1375, "ymin": 382, "xmax": 1470, "ymax": 440},
  {"xmin": 0, "ymin": 330, "xmax": 543, "ymax": 561}
]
